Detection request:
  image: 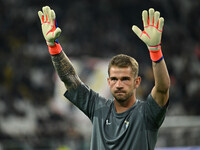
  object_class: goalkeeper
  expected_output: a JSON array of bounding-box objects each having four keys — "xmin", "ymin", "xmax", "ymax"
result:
[{"xmin": 38, "ymin": 6, "xmax": 170, "ymax": 150}]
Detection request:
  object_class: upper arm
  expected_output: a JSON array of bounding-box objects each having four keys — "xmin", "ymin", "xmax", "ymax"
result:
[
  {"xmin": 144, "ymin": 94, "xmax": 168, "ymax": 129},
  {"xmin": 151, "ymin": 86, "xmax": 169, "ymax": 107},
  {"xmin": 64, "ymin": 82, "xmax": 107, "ymax": 121}
]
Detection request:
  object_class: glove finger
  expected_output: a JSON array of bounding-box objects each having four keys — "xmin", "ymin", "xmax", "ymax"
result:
[
  {"xmin": 54, "ymin": 27, "xmax": 62, "ymax": 39},
  {"xmin": 50, "ymin": 10, "xmax": 56, "ymax": 26},
  {"xmin": 38, "ymin": 11, "xmax": 44, "ymax": 24},
  {"xmin": 42, "ymin": 6, "xmax": 47, "ymax": 22},
  {"xmin": 149, "ymin": 8, "xmax": 155, "ymax": 26},
  {"xmin": 142, "ymin": 10, "xmax": 148, "ymax": 27},
  {"xmin": 154, "ymin": 11, "xmax": 160, "ymax": 27},
  {"xmin": 158, "ymin": 17, "xmax": 164, "ymax": 31},
  {"xmin": 132, "ymin": 25, "xmax": 142, "ymax": 38},
  {"xmin": 45, "ymin": 6, "xmax": 51, "ymax": 23}
]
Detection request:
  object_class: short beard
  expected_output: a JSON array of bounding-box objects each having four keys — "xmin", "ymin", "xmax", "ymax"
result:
[{"xmin": 113, "ymin": 92, "xmax": 133, "ymax": 104}]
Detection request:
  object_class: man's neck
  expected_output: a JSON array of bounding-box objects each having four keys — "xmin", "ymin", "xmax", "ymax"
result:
[{"xmin": 114, "ymin": 97, "xmax": 136, "ymax": 113}]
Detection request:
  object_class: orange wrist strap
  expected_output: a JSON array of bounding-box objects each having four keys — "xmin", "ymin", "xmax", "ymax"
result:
[
  {"xmin": 48, "ymin": 43, "xmax": 62, "ymax": 55},
  {"xmin": 149, "ymin": 48, "xmax": 163, "ymax": 63}
]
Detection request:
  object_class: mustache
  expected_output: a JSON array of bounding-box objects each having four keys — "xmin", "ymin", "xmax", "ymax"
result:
[{"xmin": 114, "ymin": 90, "xmax": 126, "ymax": 93}]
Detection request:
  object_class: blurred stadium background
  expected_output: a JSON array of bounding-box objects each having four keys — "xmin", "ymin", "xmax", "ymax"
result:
[{"xmin": 0, "ymin": 0, "xmax": 200, "ymax": 149}]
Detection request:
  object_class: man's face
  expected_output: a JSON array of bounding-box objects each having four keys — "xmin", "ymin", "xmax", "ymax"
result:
[{"xmin": 107, "ymin": 66, "xmax": 140, "ymax": 103}]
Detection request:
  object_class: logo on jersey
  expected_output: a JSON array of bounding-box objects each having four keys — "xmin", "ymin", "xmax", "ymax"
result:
[
  {"xmin": 124, "ymin": 120, "xmax": 129, "ymax": 128},
  {"xmin": 106, "ymin": 119, "xmax": 111, "ymax": 125}
]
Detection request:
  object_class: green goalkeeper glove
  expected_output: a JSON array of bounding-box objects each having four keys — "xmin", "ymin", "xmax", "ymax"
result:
[
  {"xmin": 132, "ymin": 8, "xmax": 164, "ymax": 62},
  {"xmin": 38, "ymin": 6, "xmax": 62, "ymax": 55}
]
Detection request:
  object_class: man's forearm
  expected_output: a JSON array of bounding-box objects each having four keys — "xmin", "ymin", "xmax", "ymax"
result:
[
  {"xmin": 152, "ymin": 59, "xmax": 170, "ymax": 92},
  {"xmin": 151, "ymin": 59, "xmax": 170, "ymax": 106},
  {"xmin": 51, "ymin": 51, "xmax": 81, "ymax": 90}
]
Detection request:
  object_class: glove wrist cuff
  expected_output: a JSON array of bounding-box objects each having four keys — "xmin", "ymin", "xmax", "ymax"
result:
[
  {"xmin": 48, "ymin": 43, "xmax": 62, "ymax": 55},
  {"xmin": 148, "ymin": 47, "xmax": 163, "ymax": 63},
  {"xmin": 148, "ymin": 44, "xmax": 161, "ymax": 51},
  {"xmin": 46, "ymin": 41, "xmax": 55, "ymax": 46}
]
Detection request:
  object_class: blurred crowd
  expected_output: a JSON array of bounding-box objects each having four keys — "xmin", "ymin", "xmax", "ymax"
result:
[{"xmin": 0, "ymin": 0, "xmax": 200, "ymax": 149}]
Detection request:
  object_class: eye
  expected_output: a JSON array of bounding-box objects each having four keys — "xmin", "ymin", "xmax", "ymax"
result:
[
  {"xmin": 110, "ymin": 77, "xmax": 117, "ymax": 81},
  {"xmin": 122, "ymin": 77, "xmax": 130, "ymax": 81}
]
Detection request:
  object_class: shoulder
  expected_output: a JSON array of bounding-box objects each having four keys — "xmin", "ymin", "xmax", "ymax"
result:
[
  {"xmin": 134, "ymin": 94, "xmax": 168, "ymax": 113},
  {"xmin": 96, "ymin": 94, "xmax": 113, "ymax": 109},
  {"xmin": 65, "ymin": 81, "xmax": 112, "ymax": 107},
  {"xmin": 64, "ymin": 81, "xmax": 97, "ymax": 99},
  {"xmin": 146, "ymin": 94, "xmax": 169, "ymax": 110}
]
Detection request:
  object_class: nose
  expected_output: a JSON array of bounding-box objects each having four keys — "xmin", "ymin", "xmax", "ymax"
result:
[{"xmin": 116, "ymin": 80, "xmax": 123, "ymax": 89}]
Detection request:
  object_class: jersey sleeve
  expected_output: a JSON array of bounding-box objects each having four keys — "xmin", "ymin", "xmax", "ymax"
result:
[
  {"xmin": 144, "ymin": 94, "xmax": 169, "ymax": 129},
  {"xmin": 64, "ymin": 82, "xmax": 108, "ymax": 121}
]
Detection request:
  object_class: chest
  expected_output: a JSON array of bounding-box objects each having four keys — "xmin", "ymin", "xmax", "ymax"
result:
[
  {"xmin": 105, "ymin": 110, "xmax": 144, "ymax": 138},
  {"xmin": 93, "ymin": 104, "xmax": 145, "ymax": 140}
]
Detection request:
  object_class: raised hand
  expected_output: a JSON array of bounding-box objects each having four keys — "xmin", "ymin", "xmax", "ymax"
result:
[
  {"xmin": 132, "ymin": 8, "xmax": 164, "ymax": 51},
  {"xmin": 38, "ymin": 6, "xmax": 61, "ymax": 46}
]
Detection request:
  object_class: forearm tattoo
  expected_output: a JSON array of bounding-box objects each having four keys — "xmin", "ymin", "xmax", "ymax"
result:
[{"xmin": 51, "ymin": 51, "xmax": 81, "ymax": 90}]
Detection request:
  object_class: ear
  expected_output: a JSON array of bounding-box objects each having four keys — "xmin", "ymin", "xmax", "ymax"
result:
[
  {"xmin": 107, "ymin": 77, "xmax": 111, "ymax": 87},
  {"xmin": 134, "ymin": 76, "xmax": 141, "ymax": 88}
]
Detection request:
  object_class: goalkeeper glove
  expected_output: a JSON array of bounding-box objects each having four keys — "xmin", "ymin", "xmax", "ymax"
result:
[
  {"xmin": 38, "ymin": 6, "xmax": 62, "ymax": 55},
  {"xmin": 132, "ymin": 8, "xmax": 164, "ymax": 63}
]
